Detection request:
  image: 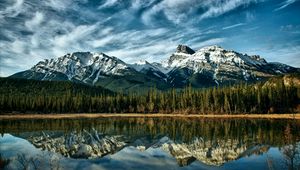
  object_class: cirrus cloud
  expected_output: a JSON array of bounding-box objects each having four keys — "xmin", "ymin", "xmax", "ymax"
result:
[{"xmin": 0, "ymin": 0, "xmax": 299, "ymax": 77}]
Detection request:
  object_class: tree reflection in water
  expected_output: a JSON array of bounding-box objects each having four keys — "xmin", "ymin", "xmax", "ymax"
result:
[{"xmin": 281, "ymin": 123, "xmax": 300, "ymax": 170}]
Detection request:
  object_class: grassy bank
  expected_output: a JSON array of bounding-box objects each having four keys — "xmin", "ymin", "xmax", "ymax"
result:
[{"xmin": 0, "ymin": 113, "xmax": 300, "ymax": 120}]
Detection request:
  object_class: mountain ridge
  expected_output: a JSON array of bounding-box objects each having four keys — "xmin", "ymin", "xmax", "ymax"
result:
[{"xmin": 10, "ymin": 45, "xmax": 299, "ymax": 92}]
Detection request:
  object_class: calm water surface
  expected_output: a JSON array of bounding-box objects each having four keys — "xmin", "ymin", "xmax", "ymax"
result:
[{"xmin": 0, "ymin": 117, "xmax": 300, "ymax": 170}]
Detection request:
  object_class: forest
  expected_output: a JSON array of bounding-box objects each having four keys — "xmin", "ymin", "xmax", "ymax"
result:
[{"xmin": 0, "ymin": 74, "xmax": 299, "ymax": 114}]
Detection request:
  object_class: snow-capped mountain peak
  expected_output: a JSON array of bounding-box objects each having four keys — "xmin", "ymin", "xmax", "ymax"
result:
[
  {"xmin": 31, "ymin": 52, "xmax": 133, "ymax": 83},
  {"xmin": 167, "ymin": 45, "xmax": 269, "ymax": 69}
]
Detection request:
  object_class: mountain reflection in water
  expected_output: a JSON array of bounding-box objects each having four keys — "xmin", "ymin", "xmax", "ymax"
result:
[{"xmin": 1, "ymin": 117, "xmax": 300, "ymax": 170}]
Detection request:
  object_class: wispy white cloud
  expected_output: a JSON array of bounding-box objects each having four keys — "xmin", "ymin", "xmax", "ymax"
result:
[
  {"xmin": 222, "ymin": 23, "xmax": 246, "ymax": 30},
  {"xmin": 25, "ymin": 12, "xmax": 44, "ymax": 30},
  {"xmin": 45, "ymin": 0, "xmax": 74, "ymax": 11},
  {"xmin": 142, "ymin": 0, "xmax": 200, "ymax": 25},
  {"xmin": 0, "ymin": 0, "xmax": 24, "ymax": 18},
  {"xmin": 274, "ymin": 0, "xmax": 298, "ymax": 11},
  {"xmin": 199, "ymin": 0, "xmax": 257, "ymax": 20},
  {"xmin": 141, "ymin": 0, "xmax": 259, "ymax": 26},
  {"xmin": 89, "ymin": 36, "xmax": 115, "ymax": 48},
  {"xmin": 88, "ymin": 28, "xmax": 170, "ymax": 48},
  {"xmin": 131, "ymin": 0, "xmax": 156, "ymax": 9},
  {"xmin": 0, "ymin": 41, "xmax": 45, "ymax": 76},
  {"xmin": 192, "ymin": 38, "xmax": 226, "ymax": 49},
  {"xmin": 98, "ymin": 0, "xmax": 119, "ymax": 9},
  {"xmin": 54, "ymin": 24, "xmax": 98, "ymax": 48},
  {"xmin": 280, "ymin": 24, "xmax": 300, "ymax": 34}
]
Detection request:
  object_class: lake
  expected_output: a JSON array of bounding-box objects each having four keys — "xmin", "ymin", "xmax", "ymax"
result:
[{"xmin": 1, "ymin": 117, "xmax": 300, "ymax": 170}]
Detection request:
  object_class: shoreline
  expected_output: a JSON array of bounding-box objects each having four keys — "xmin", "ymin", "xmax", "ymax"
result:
[{"xmin": 0, "ymin": 113, "xmax": 300, "ymax": 120}]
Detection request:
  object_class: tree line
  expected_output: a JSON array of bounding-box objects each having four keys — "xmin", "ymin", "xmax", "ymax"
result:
[{"xmin": 0, "ymin": 76, "xmax": 299, "ymax": 114}]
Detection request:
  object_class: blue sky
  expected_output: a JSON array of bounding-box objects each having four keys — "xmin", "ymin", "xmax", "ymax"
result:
[{"xmin": 0, "ymin": 0, "xmax": 300, "ymax": 76}]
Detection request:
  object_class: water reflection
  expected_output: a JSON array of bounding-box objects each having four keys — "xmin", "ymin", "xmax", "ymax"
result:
[
  {"xmin": 28, "ymin": 129, "xmax": 127, "ymax": 159},
  {"xmin": 1, "ymin": 118, "xmax": 300, "ymax": 170}
]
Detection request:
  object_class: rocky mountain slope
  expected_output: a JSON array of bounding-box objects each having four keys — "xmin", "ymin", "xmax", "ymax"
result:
[{"xmin": 10, "ymin": 45, "xmax": 299, "ymax": 91}]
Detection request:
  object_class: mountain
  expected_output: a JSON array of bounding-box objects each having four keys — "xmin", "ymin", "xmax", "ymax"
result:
[
  {"xmin": 10, "ymin": 45, "xmax": 299, "ymax": 91},
  {"xmin": 11, "ymin": 52, "xmax": 170, "ymax": 92},
  {"xmin": 165, "ymin": 45, "xmax": 299, "ymax": 87},
  {"xmin": 11, "ymin": 52, "xmax": 133, "ymax": 82}
]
